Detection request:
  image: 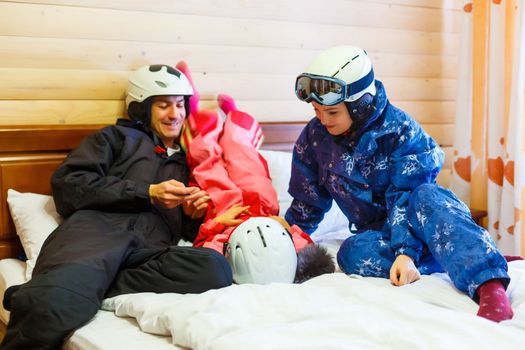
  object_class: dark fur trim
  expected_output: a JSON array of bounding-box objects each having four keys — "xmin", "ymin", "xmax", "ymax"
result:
[{"xmin": 294, "ymin": 244, "xmax": 335, "ymax": 283}]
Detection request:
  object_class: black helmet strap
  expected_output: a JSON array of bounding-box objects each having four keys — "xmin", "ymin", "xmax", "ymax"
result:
[{"xmin": 345, "ymin": 93, "xmax": 376, "ymax": 124}]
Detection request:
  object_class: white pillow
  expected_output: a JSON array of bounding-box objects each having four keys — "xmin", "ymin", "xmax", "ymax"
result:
[
  {"xmin": 7, "ymin": 189, "xmax": 62, "ymax": 280},
  {"xmin": 259, "ymin": 150, "xmax": 351, "ymax": 242},
  {"xmin": 259, "ymin": 150, "xmax": 294, "ymax": 214}
]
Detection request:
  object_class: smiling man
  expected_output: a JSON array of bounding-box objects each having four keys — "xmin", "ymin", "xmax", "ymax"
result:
[{"xmin": 1, "ymin": 64, "xmax": 233, "ymax": 349}]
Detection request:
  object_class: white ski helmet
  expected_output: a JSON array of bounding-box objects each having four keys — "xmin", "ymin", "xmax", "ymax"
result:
[
  {"xmin": 295, "ymin": 45, "xmax": 376, "ymax": 105},
  {"xmin": 126, "ymin": 64, "xmax": 193, "ymax": 122},
  {"xmin": 225, "ymin": 217, "xmax": 297, "ymax": 285}
]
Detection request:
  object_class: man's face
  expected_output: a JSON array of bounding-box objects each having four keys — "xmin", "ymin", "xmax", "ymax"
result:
[{"xmin": 149, "ymin": 95, "xmax": 186, "ymax": 146}]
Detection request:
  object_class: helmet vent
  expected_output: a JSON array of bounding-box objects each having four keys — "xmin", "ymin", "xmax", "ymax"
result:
[
  {"xmin": 332, "ymin": 60, "xmax": 351, "ymax": 78},
  {"xmin": 256, "ymin": 226, "xmax": 267, "ymax": 247},
  {"xmin": 332, "ymin": 55, "xmax": 359, "ymax": 78},
  {"xmin": 155, "ymin": 81, "xmax": 167, "ymax": 88}
]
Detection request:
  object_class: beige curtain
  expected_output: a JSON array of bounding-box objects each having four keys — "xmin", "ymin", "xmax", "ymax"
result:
[{"xmin": 451, "ymin": 0, "xmax": 525, "ymax": 255}]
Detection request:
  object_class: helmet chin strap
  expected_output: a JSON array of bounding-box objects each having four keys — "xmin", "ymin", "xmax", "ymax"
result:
[
  {"xmin": 346, "ymin": 93, "xmax": 376, "ymax": 124},
  {"xmin": 333, "ymin": 93, "xmax": 376, "ymax": 144},
  {"xmin": 127, "ymin": 97, "xmax": 153, "ymax": 124}
]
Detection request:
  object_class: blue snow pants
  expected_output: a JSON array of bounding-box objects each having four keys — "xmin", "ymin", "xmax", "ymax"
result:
[{"xmin": 337, "ymin": 183, "xmax": 510, "ymax": 299}]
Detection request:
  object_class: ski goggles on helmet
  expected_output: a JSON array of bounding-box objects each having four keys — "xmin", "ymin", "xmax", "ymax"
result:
[{"xmin": 294, "ymin": 68, "xmax": 375, "ymax": 106}]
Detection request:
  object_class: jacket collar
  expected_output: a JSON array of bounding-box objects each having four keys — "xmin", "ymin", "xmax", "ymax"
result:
[{"xmin": 116, "ymin": 118, "xmax": 183, "ymax": 159}]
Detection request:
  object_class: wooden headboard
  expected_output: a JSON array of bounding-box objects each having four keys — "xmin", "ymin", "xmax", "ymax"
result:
[{"xmin": 0, "ymin": 122, "xmax": 304, "ymax": 259}]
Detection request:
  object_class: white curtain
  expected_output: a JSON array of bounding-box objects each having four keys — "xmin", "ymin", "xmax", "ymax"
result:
[{"xmin": 451, "ymin": 0, "xmax": 525, "ymax": 255}]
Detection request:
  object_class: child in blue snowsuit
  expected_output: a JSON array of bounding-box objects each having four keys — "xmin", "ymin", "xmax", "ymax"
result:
[{"xmin": 285, "ymin": 45, "xmax": 514, "ymax": 322}]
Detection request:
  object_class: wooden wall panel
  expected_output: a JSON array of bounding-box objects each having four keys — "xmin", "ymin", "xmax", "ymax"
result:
[
  {"xmin": 0, "ymin": 2, "xmax": 459, "ymax": 55},
  {"xmin": 0, "ymin": 100, "xmax": 125, "ymax": 125},
  {"xmin": 0, "ymin": 36, "xmax": 458, "ymax": 78},
  {"xmin": 7, "ymin": 0, "xmax": 461, "ymax": 33},
  {"xmin": 0, "ymin": 0, "xmax": 462, "ymax": 174}
]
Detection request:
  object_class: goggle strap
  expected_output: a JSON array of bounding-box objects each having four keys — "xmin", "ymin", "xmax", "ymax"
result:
[{"xmin": 347, "ymin": 68, "xmax": 375, "ymax": 97}]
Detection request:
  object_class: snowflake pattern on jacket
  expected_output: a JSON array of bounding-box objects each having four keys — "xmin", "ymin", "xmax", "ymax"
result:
[{"xmin": 285, "ymin": 81, "xmax": 509, "ymax": 298}]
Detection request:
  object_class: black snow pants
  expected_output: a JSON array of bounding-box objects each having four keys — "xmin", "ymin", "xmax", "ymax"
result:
[{"xmin": 0, "ymin": 211, "xmax": 232, "ymax": 350}]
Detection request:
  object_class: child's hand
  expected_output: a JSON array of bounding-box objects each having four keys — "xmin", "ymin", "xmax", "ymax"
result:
[
  {"xmin": 390, "ymin": 254, "xmax": 420, "ymax": 286},
  {"xmin": 215, "ymin": 204, "xmax": 250, "ymax": 227},
  {"xmin": 269, "ymin": 216, "xmax": 291, "ymax": 230}
]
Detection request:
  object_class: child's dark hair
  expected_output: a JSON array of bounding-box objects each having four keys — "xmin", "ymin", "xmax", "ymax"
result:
[{"xmin": 294, "ymin": 244, "xmax": 335, "ymax": 283}]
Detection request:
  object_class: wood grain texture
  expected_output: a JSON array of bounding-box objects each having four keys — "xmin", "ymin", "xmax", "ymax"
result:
[
  {"xmin": 0, "ymin": 36, "xmax": 458, "ymax": 78},
  {"xmin": 0, "ymin": 2, "xmax": 459, "ymax": 54},
  {"xmin": 7, "ymin": 0, "xmax": 462, "ymax": 32},
  {"xmin": 0, "ymin": 0, "xmax": 460, "ymax": 140},
  {"xmin": 0, "ymin": 124, "xmax": 105, "ymax": 152}
]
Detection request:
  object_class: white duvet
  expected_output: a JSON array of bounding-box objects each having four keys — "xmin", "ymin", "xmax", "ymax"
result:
[{"xmin": 102, "ymin": 261, "xmax": 525, "ymax": 350}]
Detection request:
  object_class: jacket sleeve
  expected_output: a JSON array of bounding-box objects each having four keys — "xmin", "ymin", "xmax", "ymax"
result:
[
  {"xmin": 181, "ymin": 217, "xmax": 204, "ymax": 243},
  {"xmin": 51, "ymin": 128, "xmax": 151, "ymax": 217},
  {"xmin": 386, "ymin": 118, "xmax": 444, "ymax": 264},
  {"xmin": 289, "ymin": 225, "xmax": 314, "ymax": 252},
  {"xmin": 192, "ymin": 219, "xmax": 226, "ymax": 248},
  {"xmin": 193, "ymin": 219, "xmax": 232, "ymax": 254},
  {"xmin": 285, "ymin": 127, "xmax": 333, "ymax": 234}
]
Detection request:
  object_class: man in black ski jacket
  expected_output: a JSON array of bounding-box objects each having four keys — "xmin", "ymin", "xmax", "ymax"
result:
[{"xmin": 1, "ymin": 64, "xmax": 232, "ymax": 349}]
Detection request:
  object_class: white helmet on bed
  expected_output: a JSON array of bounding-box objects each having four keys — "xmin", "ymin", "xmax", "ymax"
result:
[
  {"xmin": 225, "ymin": 217, "xmax": 297, "ymax": 284},
  {"xmin": 126, "ymin": 64, "xmax": 193, "ymax": 123}
]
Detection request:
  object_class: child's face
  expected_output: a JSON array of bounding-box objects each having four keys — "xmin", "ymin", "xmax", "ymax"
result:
[{"xmin": 312, "ymin": 101, "xmax": 352, "ymax": 136}]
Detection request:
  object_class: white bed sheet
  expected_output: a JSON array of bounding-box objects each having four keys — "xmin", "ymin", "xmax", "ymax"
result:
[
  {"xmin": 3, "ymin": 259, "xmax": 525, "ymax": 350},
  {"xmin": 63, "ymin": 310, "xmax": 178, "ymax": 350},
  {"xmin": 102, "ymin": 261, "xmax": 525, "ymax": 350},
  {"xmin": 0, "ymin": 259, "xmax": 25, "ymax": 325},
  {"xmin": 0, "ymin": 258, "xmax": 178, "ymax": 350}
]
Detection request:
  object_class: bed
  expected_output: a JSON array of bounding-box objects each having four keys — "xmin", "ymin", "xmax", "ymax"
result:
[{"xmin": 0, "ymin": 124, "xmax": 524, "ymax": 350}]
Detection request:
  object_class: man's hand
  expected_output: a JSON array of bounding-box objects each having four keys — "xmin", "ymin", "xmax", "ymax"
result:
[
  {"xmin": 149, "ymin": 180, "xmax": 201, "ymax": 208},
  {"xmin": 214, "ymin": 204, "xmax": 250, "ymax": 227},
  {"xmin": 390, "ymin": 254, "xmax": 420, "ymax": 287},
  {"xmin": 182, "ymin": 190, "xmax": 210, "ymax": 219}
]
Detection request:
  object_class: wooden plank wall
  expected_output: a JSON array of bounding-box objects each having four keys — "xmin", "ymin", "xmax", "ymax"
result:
[{"xmin": 0, "ymin": 0, "xmax": 462, "ymax": 185}]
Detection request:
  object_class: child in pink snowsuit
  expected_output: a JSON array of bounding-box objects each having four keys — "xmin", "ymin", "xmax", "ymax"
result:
[{"xmin": 176, "ymin": 62, "xmax": 313, "ymax": 256}]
